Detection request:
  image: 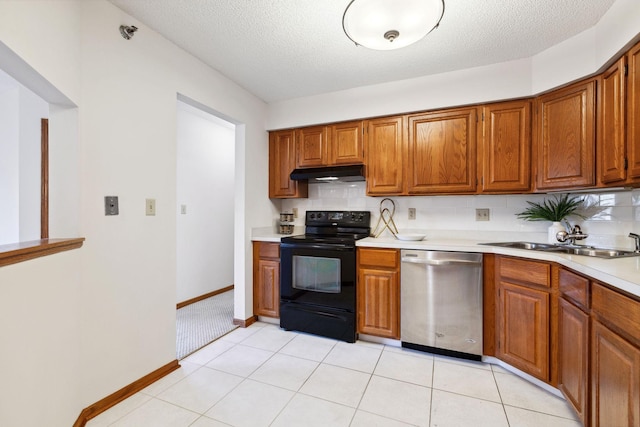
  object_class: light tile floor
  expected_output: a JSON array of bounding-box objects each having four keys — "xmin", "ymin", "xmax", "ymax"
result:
[{"xmin": 87, "ymin": 322, "xmax": 582, "ymax": 427}]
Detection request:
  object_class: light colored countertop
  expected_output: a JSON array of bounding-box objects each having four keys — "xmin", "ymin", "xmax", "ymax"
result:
[
  {"xmin": 251, "ymin": 230, "xmax": 640, "ymax": 299},
  {"xmin": 358, "ymin": 236, "xmax": 640, "ymax": 298},
  {"xmin": 251, "ymin": 227, "xmax": 303, "ymax": 243}
]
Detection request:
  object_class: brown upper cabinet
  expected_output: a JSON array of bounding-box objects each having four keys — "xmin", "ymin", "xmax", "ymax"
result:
[
  {"xmin": 329, "ymin": 121, "xmax": 365, "ymax": 165},
  {"xmin": 479, "ymin": 100, "xmax": 532, "ymax": 193},
  {"xmin": 535, "ymin": 79, "xmax": 596, "ymax": 191},
  {"xmin": 599, "ymin": 41, "xmax": 640, "ymax": 187},
  {"xmin": 406, "ymin": 107, "xmax": 477, "ymax": 194},
  {"xmin": 269, "ymin": 129, "xmax": 308, "ymax": 198},
  {"xmin": 626, "ymin": 41, "xmax": 640, "ymax": 183},
  {"xmin": 296, "ymin": 125, "xmax": 327, "ymax": 168},
  {"xmin": 269, "ymin": 40, "xmax": 640, "ymax": 198},
  {"xmin": 598, "ymin": 57, "xmax": 627, "ymax": 185},
  {"xmin": 296, "ymin": 121, "xmax": 364, "ymax": 168},
  {"xmin": 364, "ymin": 116, "xmax": 405, "ymax": 195}
]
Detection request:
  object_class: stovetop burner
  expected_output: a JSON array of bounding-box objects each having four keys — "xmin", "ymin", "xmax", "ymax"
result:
[{"xmin": 281, "ymin": 210, "xmax": 371, "ymax": 244}]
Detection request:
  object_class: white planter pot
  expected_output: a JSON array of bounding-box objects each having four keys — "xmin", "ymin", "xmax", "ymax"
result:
[{"xmin": 548, "ymin": 221, "xmax": 566, "ymax": 244}]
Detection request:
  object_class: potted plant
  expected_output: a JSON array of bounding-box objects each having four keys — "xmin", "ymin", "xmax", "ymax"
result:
[{"xmin": 516, "ymin": 194, "xmax": 586, "ymax": 243}]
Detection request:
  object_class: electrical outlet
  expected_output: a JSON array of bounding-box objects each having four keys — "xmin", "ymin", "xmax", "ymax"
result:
[
  {"xmin": 105, "ymin": 196, "xmax": 119, "ymax": 216},
  {"xmin": 146, "ymin": 198, "xmax": 156, "ymax": 216},
  {"xmin": 292, "ymin": 208, "xmax": 299, "ymax": 218},
  {"xmin": 476, "ymin": 208, "xmax": 490, "ymax": 221},
  {"xmin": 408, "ymin": 208, "xmax": 416, "ymax": 220}
]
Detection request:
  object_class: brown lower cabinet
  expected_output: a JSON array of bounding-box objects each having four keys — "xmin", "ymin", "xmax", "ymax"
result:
[
  {"xmin": 496, "ymin": 256, "xmax": 553, "ymax": 382},
  {"xmin": 356, "ymin": 247, "xmax": 400, "ymax": 339},
  {"xmin": 252, "ymin": 241, "xmax": 280, "ymax": 318},
  {"xmin": 591, "ymin": 282, "xmax": 640, "ymax": 427},
  {"xmin": 559, "ymin": 297, "xmax": 590, "ymax": 425},
  {"xmin": 591, "ymin": 320, "xmax": 640, "ymax": 427},
  {"xmin": 555, "ymin": 267, "xmax": 640, "ymax": 427}
]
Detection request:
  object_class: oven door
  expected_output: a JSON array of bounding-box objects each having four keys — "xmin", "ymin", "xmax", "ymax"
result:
[{"xmin": 280, "ymin": 242, "xmax": 356, "ymax": 311}]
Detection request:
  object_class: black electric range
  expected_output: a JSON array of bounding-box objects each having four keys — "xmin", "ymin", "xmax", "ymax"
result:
[{"xmin": 279, "ymin": 210, "xmax": 371, "ymax": 342}]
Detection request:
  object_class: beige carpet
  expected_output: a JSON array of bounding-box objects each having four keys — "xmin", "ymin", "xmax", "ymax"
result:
[{"xmin": 176, "ymin": 290, "xmax": 237, "ymax": 359}]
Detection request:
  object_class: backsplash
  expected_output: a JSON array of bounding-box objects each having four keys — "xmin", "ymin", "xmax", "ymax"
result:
[{"xmin": 280, "ymin": 182, "xmax": 640, "ymax": 250}]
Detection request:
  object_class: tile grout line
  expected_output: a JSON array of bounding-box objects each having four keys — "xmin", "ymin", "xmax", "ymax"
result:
[{"xmin": 491, "ymin": 366, "xmax": 512, "ymax": 426}]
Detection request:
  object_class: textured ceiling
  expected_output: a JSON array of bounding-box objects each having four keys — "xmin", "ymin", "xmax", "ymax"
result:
[{"xmin": 108, "ymin": 0, "xmax": 616, "ymax": 103}]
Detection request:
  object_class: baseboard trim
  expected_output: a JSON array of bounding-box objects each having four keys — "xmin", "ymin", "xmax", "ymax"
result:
[
  {"xmin": 176, "ymin": 284, "xmax": 234, "ymax": 309},
  {"xmin": 233, "ymin": 315, "xmax": 257, "ymax": 327},
  {"xmin": 73, "ymin": 359, "xmax": 180, "ymax": 427}
]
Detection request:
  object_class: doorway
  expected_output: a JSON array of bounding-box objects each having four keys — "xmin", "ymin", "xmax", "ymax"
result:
[{"xmin": 175, "ymin": 99, "xmax": 236, "ymax": 359}]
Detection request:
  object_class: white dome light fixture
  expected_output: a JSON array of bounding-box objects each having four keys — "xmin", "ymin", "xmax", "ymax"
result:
[{"xmin": 342, "ymin": 0, "xmax": 445, "ymax": 51}]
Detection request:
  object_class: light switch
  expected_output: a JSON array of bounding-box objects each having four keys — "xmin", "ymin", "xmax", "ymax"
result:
[
  {"xmin": 146, "ymin": 198, "xmax": 156, "ymax": 216},
  {"xmin": 180, "ymin": 204, "xmax": 187, "ymax": 215}
]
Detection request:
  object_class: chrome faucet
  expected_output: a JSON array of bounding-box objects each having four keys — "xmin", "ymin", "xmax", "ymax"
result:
[
  {"xmin": 556, "ymin": 224, "xmax": 589, "ymax": 246},
  {"xmin": 630, "ymin": 233, "xmax": 640, "ymax": 253}
]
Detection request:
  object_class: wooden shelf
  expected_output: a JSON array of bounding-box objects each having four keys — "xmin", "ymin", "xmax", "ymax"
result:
[{"xmin": 0, "ymin": 238, "xmax": 85, "ymax": 268}]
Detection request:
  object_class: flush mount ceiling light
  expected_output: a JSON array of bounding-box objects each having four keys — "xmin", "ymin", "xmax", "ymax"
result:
[{"xmin": 342, "ymin": 0, "xmax": 445, "ymax": 50}]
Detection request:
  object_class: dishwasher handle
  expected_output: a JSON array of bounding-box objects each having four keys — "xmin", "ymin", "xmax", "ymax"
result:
[{"xmin": 401, "ymin": 256, "xmax": 482, "ymax": 266}]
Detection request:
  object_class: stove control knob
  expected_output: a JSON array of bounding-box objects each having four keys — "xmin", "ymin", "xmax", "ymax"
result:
[{"xmin": 310, "ymin": 213, "xmax": 316, "ymax": 219}]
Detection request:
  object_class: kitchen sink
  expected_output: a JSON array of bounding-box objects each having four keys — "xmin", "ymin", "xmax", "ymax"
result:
[
  {"xmin": 480, "ymin": 241, "xmax": 640, "ymax": 259},
  {"xmin": 484, "ymin": 241, "xmax": 563, "ymax": 251}
]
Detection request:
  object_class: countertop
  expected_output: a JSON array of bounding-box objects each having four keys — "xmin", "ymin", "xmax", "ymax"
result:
[{"xmin": 252, "ymin": 230, "xmax": 640, "ymax": 299}]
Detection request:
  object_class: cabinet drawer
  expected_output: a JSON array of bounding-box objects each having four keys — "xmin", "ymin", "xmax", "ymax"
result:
[
  {"xmin": 358, "ymin": 248, "xmax": 399, "ymax": 269},
  {"xmin": 559, "ymin": 268, "xmax": 590, "ymax": 310},
  {"xmin": 499, "ymin": 257, "xmax": 550, "ymax": 288},
  {"xmin": 258, "ymin": 242, "xmax": 280, "ymax": 259},
  {"xmin": 592, "ymin": 283, "xmax": 640, "ymax": 347}
]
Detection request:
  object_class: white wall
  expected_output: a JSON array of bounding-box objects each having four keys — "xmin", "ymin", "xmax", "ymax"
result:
[
  {"xmin": 0, "ymin": 73, "xmax": 49, "ymax": 244},
  {"xmin": 19, "ymin": 84, "xmax": 49, "ymax": 241},
  {"xmin": 176, "ymin": 100, "xmax": 235, "ymax": 303},
  {"xmin": 0, "ymin": 85, "xmax": 19, "ymax": 245},
  {"xmin": 0, "ymin": 3, "xmax": 82, "ymax": 426},
  {"xmin": 77, "ymin": 0, "xmax": 269, "ymax": 412},
  {"xmin": 0, "ymin": 1, "xmax": 271, "ymax": 426}
]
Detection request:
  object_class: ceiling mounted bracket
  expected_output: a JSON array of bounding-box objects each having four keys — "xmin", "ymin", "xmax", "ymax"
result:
[{"xmin": 119, "ymin": 25, "xmax": 138, "ymax": 40}]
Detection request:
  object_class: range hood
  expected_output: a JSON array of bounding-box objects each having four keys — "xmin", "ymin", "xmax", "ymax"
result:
[{"xmin": 290, "ymin": 165, "xmax": 365, "ymax": 183}]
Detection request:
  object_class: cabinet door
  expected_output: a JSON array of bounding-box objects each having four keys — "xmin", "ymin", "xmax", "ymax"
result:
[
  {"xmin": 329, "ymin": 121, "xmax": 364, "ymax": 165},
  {"xmin": 407, "ymin": 108, "xmax": 477, "ymax": 194},
  {"xmin": 559, "ymin": 298, "xmax": 590, "ymax": 426},
  {"xmin": 628, "ymin": 41, "xmax": 640, "ymax": 182},
  {"xmin": 365, "ymin": 116, "xmax": 405, "ymax": 195},
  {"xmin": 357, "ymin": 267, "xmax": 400, "ymax": 339},
  {"xmin": 297, "ymin": 126, "xmax": 328, "ymax": 168},
  {"xmin": 591, "ymin": 321, "xmax": 640, "ymax": 427},
  {"xmin": 598, "ymin": 57, "xmax": 627, "ymax": 185},
  {"xmin": 253, "ymin": 242, "xmax": 280, "ymax": 318},
  {"xmin": 480, "ymin": 100, "xmax": 531, "ymax": 193},
  {"xmin": 269, "ymin": 130, "xmax": 308, "ymax": 198},
  {"xmin": 535, "ymin": 79, "xmax": 596, "ymax": 190},
  {"xmin": 498, "ymin": 281, "xmax": 550, "ymax": 381}
]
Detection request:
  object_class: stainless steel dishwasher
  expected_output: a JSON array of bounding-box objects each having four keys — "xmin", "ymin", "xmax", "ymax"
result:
[{"xmin": 401, "ymin": 250, "xmax": 483, "ymax": 361}]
